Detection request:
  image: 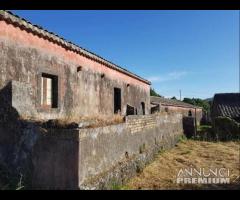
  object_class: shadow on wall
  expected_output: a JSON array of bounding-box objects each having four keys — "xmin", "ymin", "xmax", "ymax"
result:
[
  {"xmin": 0, "ymin": 81, "xmax": 80, "ymax": 189},
  {"xmin": 30, "ymin": 129, "xmax": 80, "ymax": 189},
  {"xmin": 0, "ymin": 82, "xmax": 20, "ymax": 167},
  {"xmin": 0, "ymin": 82, "xmax": 24, "ymax": 188}
]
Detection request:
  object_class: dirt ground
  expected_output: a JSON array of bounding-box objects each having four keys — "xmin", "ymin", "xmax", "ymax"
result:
[{"xmin": 125, "ymin": 139, "xmax": 240, "ymax": 190}]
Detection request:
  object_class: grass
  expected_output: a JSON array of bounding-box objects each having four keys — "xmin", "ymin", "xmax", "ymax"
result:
[
  {"xmin": 197, "ymin": 125, "xmax": 212, "ymax": 132},
  {"xmin": 124, "ymin": 139, "xmax": 240, "ymax": 190},
  {"xmin": 19, "ymin": 113, "xmax": 125, "ymax": 129},
  {"xmin": 84, "ymin": 114, "xmax": 124, "ymax": 128}
]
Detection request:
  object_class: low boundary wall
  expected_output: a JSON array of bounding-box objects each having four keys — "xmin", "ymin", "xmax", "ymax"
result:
[{"xmin": 31, "ymin": 113, "xmax": 183, "ymax": 189}]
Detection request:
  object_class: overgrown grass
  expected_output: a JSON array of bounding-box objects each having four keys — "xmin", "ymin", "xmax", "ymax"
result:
[
  {"xmin": 110, "ymin": 182, "xmax": 131, "ymax": 190},
  {"xmin": 124, "ymin": 139, "xmax": 240, "ymax": 190},
  {"xmin": 110, "ymin": 183, "xmax": 122, "ymax": 190},
  {"xmin": 20, "ymin": 113, "xmax": 125, "ymax": 129}
]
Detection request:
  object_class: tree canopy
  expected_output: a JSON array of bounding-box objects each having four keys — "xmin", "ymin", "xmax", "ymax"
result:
[
  {"xmin": 182, "ymin": 97, "xmax": 210, "ymax": 112},
  {"xmin": 150, "ymin": 88, "xmax": 162, "ymax": 97},
  {"xmin": 149, "ymin": 88, "xmax": 210, "ymax": 113}
]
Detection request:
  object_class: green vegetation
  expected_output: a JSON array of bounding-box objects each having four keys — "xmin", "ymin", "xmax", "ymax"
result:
[
  {"xmin": 110, "ymin": 182, "xmax": 122, "ymax": 190},
  {"xmin": 119, "ymin": 185, "xmax": 131, "ymax": 190},
  {"xmin": 150, "ymin": 88, "xmax": 162, "ymax": 97},
  {"xmin": 182, "ymin": 97, "xmax": 210, "ymax": 112},
  {"xmin": 195, "ymin": 125, "xmax": 214, "ymax": 141},
  {"xmin": 197, "ymin": 125, "xmax": 212, "ymax": 132},
  {"xmin": 178, "ymin": 134, "xmax": 187, "ymax": 142},
  {"xmin": 110, "ymin": 183, "xmax": 130, "ymax": 190},
  {"xmin": 109, "ymin": 179, "xmax": 124, "ymax": 190},
  {"xmin": 214, "ymin": 116, "xmax": 240, "ymax": 140},
  {"xmin": 150, "ymin": 89, "xmax": 210, "ymax": 113}
]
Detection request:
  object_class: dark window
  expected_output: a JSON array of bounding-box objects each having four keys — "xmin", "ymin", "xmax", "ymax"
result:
[
  {"xmin": 126, "ymin": 104, "xmax": 134, "ymax": 116},
  {"xmin": 151, "ymin": 104, "xmax": 160, "ymax": 114},
  {"xmin": 114, "ymin": 88, "xmax": 121, "ymax": 114},
  {"xmin": 141, "ymin": 102, "xmax": 145, "ymax": 115},
  {"xmin": 188, "ymin": 110, "xmax": 192, "ymax": 116},
  {"xmin": 41, "ymin": 73, "xmax": 58, "ymax": 108},
  {"xmin": 77, "ymin": 66, "xmax": 82, "ymax": 72}
]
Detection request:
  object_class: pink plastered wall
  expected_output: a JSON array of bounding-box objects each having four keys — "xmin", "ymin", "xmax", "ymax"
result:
[{"xmin": 0, "ymin": 20, "xmax": 150, "ymax": 91}]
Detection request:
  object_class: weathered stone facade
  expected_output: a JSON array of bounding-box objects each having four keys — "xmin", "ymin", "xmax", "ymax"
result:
[
  {"xmin": 0, "ymin": 11, "xmax": 186, "ymax": 190},
  {"xmin": 0, "ymin": 11, "xmax": 150, "ymax": 121},
  {"xmin": 150, "ymin": 96, "xmax": 203, "ymax": 125},
  {"xmin": 0, "ymin": 10, "xmax": 152, "ymax": 189},
  {"xmin": 160, "ymin": 105, "xmax": 202, "ymax": 125}
]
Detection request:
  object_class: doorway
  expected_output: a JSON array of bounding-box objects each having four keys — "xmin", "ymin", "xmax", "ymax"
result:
[
  {"xmin": 141, "ymin": 102, "xmax": 145, "ymax": 115},
  {"xmin": 114, "ymin": 88, "xmax": 121, "ymax": 114}
]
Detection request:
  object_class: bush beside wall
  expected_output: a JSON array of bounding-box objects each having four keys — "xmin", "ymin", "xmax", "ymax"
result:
[{"xmin": 213, "ymin": 116, "xmax": 240, "ymax": 140}]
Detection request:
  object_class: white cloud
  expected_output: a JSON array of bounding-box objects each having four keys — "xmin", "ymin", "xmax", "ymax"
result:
[{"xmin": 148, "ymin": 71, "xmax": 188, "ymax": 82}]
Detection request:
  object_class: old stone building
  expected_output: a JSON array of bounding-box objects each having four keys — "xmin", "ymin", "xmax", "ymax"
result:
[
  {"xmin": 0, "ymin": 10, "xmax": 151, "ymax": 121},
  {"xmin": 150, "ymin": 96, "xmax": 203, "ymax": 125},
  {"xmin": 0, "ymin": 11, "xmax": 200, "ymax": 189}
]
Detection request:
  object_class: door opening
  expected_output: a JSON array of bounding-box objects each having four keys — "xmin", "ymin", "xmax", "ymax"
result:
[
  {"xmin": 114, "ymin": 88, "xmax": 121, "ymax": 114},
  {"xmin": 141, "ymin": 102, "xmax": 145, "ymax": 115}
]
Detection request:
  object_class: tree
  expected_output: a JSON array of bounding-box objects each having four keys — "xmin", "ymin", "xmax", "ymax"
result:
[
  {"xmin": 182, "ymin": 97, "xmax": 194, "ymax": 105},
  {"xmin": 182, "ymin": 97, "xmax": 210, "ymax": 113},
  {"xmin": 150, "ymin": 88, "xmax": 162, "ymax": 97},
  {"xmin": 171, "ymin": 96, "xmax": 177, "ymax": 100}
]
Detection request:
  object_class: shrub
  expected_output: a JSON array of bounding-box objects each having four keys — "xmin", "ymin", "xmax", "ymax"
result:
[
  {"xmin": 178, "ymin": 135, "xmax": 187, "ymax": 142},
  {"xmin": 196, "ymin": 125, "xmax": 215, "ymax": 141},
  {"xmin": 213, "ymin": 116, "xmax": 240, "ymax": 141}
]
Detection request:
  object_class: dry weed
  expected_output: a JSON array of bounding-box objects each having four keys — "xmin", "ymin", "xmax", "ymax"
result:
[{"xmin": 126, "ymin": 140, "xmax": 240, "ymax": 190}]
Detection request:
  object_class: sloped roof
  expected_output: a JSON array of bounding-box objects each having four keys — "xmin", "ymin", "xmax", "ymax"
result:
[
  {"xmin": 212, "ymin": 93, "xmax": 240, "ymax": 119},
  {"xmin": 0, "ymin": 10, "xmax": 151, "ymax": 85},
  {"xmin": 150, "ymin": 96, "xmax": 201, "ymax": 109}
]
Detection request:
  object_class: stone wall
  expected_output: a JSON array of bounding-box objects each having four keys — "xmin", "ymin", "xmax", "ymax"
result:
[
  {"xmin": 161, "ymin": 105, "xmax": 202, "ymax": 126},
  {"xmin": 31, "ymin": 129, "xmax": 80, "ymax": 189},
  {"xmin": 30, "ymin": 112, "xmax": 183, "ymax": 189},
  {"xmin": 126, "ymin": 115, "xmax": 157, "ymax": 133}
]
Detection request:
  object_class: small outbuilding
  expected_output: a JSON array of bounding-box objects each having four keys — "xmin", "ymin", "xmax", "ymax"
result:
[{"xmin": 150, "ymin": 96, "xmax": 203, "ymax": 125}]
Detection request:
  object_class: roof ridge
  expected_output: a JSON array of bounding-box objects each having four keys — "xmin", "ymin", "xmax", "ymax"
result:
[
  {"xmin": 214, "ymin": 92, "xmax": 240, "ymax": 96},
  {"xmin": 0, "ymin": 10, "xmax": 151, "ymax": 85},
  {"xmin": 150, "ymin": 96, "xmax": 202, "ymax": 108}
]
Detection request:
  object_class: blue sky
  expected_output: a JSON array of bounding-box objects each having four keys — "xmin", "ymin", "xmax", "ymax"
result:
[{"xmin": 12, "ymin": 10, "xmax": 239, "ymax": 99}]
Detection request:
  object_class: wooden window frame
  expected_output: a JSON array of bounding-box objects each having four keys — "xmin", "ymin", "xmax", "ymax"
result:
[{"xmin": 40, "ymin": 73, "xmax": 58, "ymax": 109}]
